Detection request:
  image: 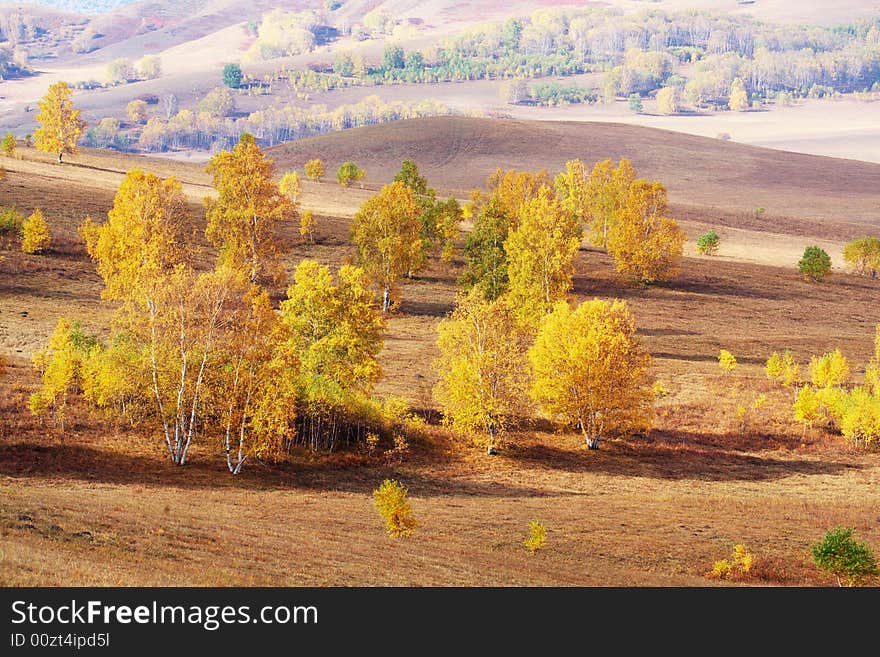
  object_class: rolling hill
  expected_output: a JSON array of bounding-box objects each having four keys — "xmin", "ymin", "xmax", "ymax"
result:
[{"xmin": 270, "ymin": 116, "xmax": 880, "ymax": 234}]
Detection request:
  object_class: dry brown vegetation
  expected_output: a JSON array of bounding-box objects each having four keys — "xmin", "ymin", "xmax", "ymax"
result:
[{"xmin": 2, "ymin": 118, "xmax": 880, "ymax": 586}]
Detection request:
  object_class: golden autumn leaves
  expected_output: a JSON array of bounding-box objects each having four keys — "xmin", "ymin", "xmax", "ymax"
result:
[
  {"xmin": 29, "ymin": 130, "xmax": 685, "ymax": 464},
  {"xmin": 32, "ymin": 136, "xmax": 387, "ymax": 472},
  {"xmin": 434, "ymin": 158, "xmax": 682, "ymax": 452}
]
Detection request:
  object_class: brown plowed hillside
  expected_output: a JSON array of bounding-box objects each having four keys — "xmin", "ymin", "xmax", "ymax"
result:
[{"xmin": 269, "ymin": 116, "xmax": 880, "ymax": 230}]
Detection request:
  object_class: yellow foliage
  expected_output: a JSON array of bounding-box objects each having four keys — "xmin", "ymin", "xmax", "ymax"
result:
[
  {"xmin": 711, "ymin": 544, "xmax": 754, "ymax": 579},
  {"xmin": 21, "ymin": 209, "xmax": 51, "ymax": 254},
  {"xmin": 504, "ymin": 185, "xmax": 582, "ymax": 328},
  {"xmin": 606, "ymin": 180, "xmax": 686, "ymax": 284},
  {"xmin": 753, "ymin": 394, "xmax": 767, "ymax": 411},
  {"xmin": 205, "ymin": 134, "xmax": 295, "ymax": 285},
  {"xmin": 434, "ymin": 289, "xmax": 527, "ymax": 454},
  {"xmin": 279, "ymin": 171, "xmax": 302, "ymax": 202},
  {"xmin": 29, "ymin": 317, "xmax": 86, "ymax": 432},
  {"xmin": 34, "ymin": 81, "xmax": 86, "ymax": 163},
  {"xmin": 656, "ymin": 86, "xmax": 679, "ymax": 114},
  {"xmin": 866, "ymin": 325, "xmax": 880, "ymax": 395},
  {"xmin": 766, "ymin": 350, "xmax": 799, "ymax": 387},
  {"xmin": 793, "ymin": 385, "xmax": 821, "ymax": 431},
  {"xmin": 732, "ymin": 544, "xmax": 754, "ymax": 573},
  {"xmin": 299, "ymin": 209, "xmax": 315, "ymax": 242},
  {"xmin": 529, "ymin": 298, "xmax": 653, "ymax": 449},
  {"xmin": 583, "ymin": 158, "xmax": 636, "ymax": 248},
  {"xmin": 86, "ymin": 170, "xmax": 190, "ymax": 304},
  {"xmin": 126, "ymin": 99, "xmax": 148, "ymax": 124},
  {"xmin": 524, "ymin": 520, "xmax": 547, "ymax": 553},
  {"xmin": 652, "ymin": 380, "xmax": 669, "ymax": 398},
  {"xmin": 718, "ymin": 349, "xmax": 737, "ymax": 373},
  {"xmin": 837, "ymin": 388, "xmax": 880, "ymax": 446},
  {"xmin": 485, "ymin": 167, "xmax": 550, "ymax": 221},
  {"xmin": 712, "ymin": 559, "xmax": 732, "ymax": 578},
  {"xmin": 373, "ymin": 479, "xmax": 417, "ymax": 538},
  {"xmin": 280, "ymin": 259, "xmax": 384, "ymax": 395},
  {"xmin": 350, "ymin": 181, "xmax": 422, "ymax": 312},
  {"xmin": 304, "ymin": 158, "xmax": 324, "ymax": 182},
  {"xmin": 810, "ymin": 349, "xmax": 851, "ymax": 388}
]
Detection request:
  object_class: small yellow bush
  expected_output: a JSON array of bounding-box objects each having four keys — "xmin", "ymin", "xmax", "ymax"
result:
[
  {"xmin": 373, "ymin": 479, "xmax": 417, "ymax": 538},
  {"xmin": 711, "ymin": 544, "xmax": 754, "ymax": 579},
  {"xmin": 21, "ymin": 209, "xmax": 51, "ymax": 254},
  {"xmin": 719, "ymin": 349, "xmax": 737, "ymax": 373},
  {"xmin": 299, "ymin": 209, "xmax": 315, "ymax": 242},
  {"xmin": 732, "ymin": 544, "xmax": 754, "ymax": 573},
  {"xmin": 652, "ymin": 380, "xmax": 668, "ymax": 398},
  {"xmin": 712, "ymin": 559, "xmax": 732, "ymax": 578},
  {"xmin": 524, "ymin": 520, "xmax": 547, "ymax": 553}
]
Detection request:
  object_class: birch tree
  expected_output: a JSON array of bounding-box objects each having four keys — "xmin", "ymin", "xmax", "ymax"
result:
[
  {"xmin": 434, "ymin": 289, "xmax": 527, "ymax": 455},
  {"xmin": 529, "ymin": 298, "xmax": 654, "ymax": 449}
]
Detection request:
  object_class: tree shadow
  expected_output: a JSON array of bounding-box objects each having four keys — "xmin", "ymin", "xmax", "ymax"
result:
[
  {"xmin": 0, "ymin": 442, "xmax": 555, "ymax": 499},
  {"xmin": 398, "ymin": 299, "xmax": 455, "ymax": 317},
  {"xmin": 502, "ymin": 431, "xmax": 862, "ymax": 482}
]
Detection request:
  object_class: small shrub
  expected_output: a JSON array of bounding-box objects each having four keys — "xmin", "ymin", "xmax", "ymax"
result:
[
  {"xmin": 2, "ymin": 132, "xmax": 16, "ymax": 157},
  {"xmin": 696, "ymin": 229, "xmax": 720, "ymax": 255},
  {"xmin": 798, "ymin": 245, "xmax": 831, "ymax": 281},
  {"xmin": 0, "ymin": 206, "xmax": 24, "ymax": 234},
  {"xmin": 21, "ymin": 209, "xmax": 51, "ymax": 254},
  {"xmin": 732, "ymin": 544, "xmax": 754, "ymax": 573},
  {"xmin": 299, "ymin": 209, "xmax": 315, "ymax": 243},
  {"xmin": 711, "ymin": 559, "xmax": 732, "ymax": 578},
  {"xmin": 337, "ymin": 161, "xmax": 365, "ymax": 187},
  {"xmin": 811, "ymin": 527, "xmax": 878, "ymax": 586},
  {"xmin": 710, "ymin": 544, "xmax": 754, "ymax": 580},
  {"xmin": 766, "ymin": 350, "xmax": 799, "ymax": 387},
  {"xmin": 363, "ymin": 432, "xmax": 380, "ymax": 456},
  {"xmin": 222, "ymin": 63, "xmax": 242, "ymax": 89},
  {"xmin": 373, "ymin": 479, "xmax": 417, "ymax": 538},
  {"xmin": 718, "ymin": 349, "xmax": 737, "ymax": 373},
  {"xmin": 383, "ymin": 434, "xmax": 410, "ymax": 464},
  {"xmin": 793, "ymin": 385, "xmax": 821, "ymax": 436},
  {"xmin": 652, "ymin": 380, "xmax": 669, "ymax": 398},
  {"xmin": 304, "ymin": 158, "xmax": 325, "ymax": 182},
  {"xmin": 524, "ymin": 520, "xmax": 547, "ymax": 553},
  {"xmin": 809, "ymin": 349, "xmax": 850, "ymax": 388}
]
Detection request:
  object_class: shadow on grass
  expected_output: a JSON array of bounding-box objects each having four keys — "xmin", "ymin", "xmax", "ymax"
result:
[
  {"xmin": 0, "ymin": 442, "xmax": 554, "ymax": 499},
  {"xmin": 503, "ymin": 430, "xmax": 862, "ymax": 482}
]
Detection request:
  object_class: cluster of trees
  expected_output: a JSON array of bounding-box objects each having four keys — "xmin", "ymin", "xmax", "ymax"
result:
[
  {"xmin": 434, "ymin": 290, "xmax": 654, "ymax": 454},
  {"xmin": 105, "ymin": 55, "xmax": 162, "ymax": 85},
  {"xmin": 500, "ymin": 80, "xmax": 598, "ymax": 106},
  {"xmin": 135, "ymin": 95, "xmax": 452, "ymax": 152},
  {"xmin": 350, "ymin": 160, "xmax": 462, "ymax": 312},
  {"xmin": 767, "ymin": 329, "xmax": 880, "ymax": 445},
  {"xmin": 430, "ymin": 160, "xmax": 686, "ymax": 453},
  {"xmin": 318, "ymin": 8, "xmax": 880, "ymax": 108},
  {"xmin": 459, "ymin": 159, "xmax": 685, "ymax": 306},
  {"xmin": 245, "ymin": 9, "xmax": 320, "ymax": 61},
  {"xmin": 29, "ymin": 136, "xmax": 421, "ymax": 472}
]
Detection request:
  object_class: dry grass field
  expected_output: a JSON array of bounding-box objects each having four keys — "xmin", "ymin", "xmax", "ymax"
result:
[{"xmin": 1, "ymin": 118, "xmax": 879, "ymax": 586}]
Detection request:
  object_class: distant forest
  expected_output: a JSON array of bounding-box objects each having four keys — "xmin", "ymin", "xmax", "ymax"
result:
[{"xmin": 0, "ymin": 0, "xmax": 135, "ymax": 14}]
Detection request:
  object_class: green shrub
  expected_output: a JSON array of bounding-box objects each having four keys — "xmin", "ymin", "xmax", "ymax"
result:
[
  {"xmin": 798, "ymin": 246, "xmax": 831, "ymax": 281},
  {"xmin": 0, "ymin": 206, "xmax": 24, "ymax": 234},
  {"xmin": 696, "ymin": 229, "xmax": 720, "ymax": 255},
  {"xmin": 336, "ymin": 161, "xmax": 365, "ymax": 187},
  {"xmin": 222, "ymin": 63, "xmax": 242, "ymax": 89},
  {"xmin": 811, "ymin": 527, "xmax": 878, "ymax": 586}
]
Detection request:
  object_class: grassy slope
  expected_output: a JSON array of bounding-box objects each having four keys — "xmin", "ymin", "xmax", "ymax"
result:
[
  {"xmin": 1, "ymin": 121, "xmax": 880, "ymax": 585},
  {"xmin": 270, "ymin": 117, "xmax": 880, "ymax": 235}
]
